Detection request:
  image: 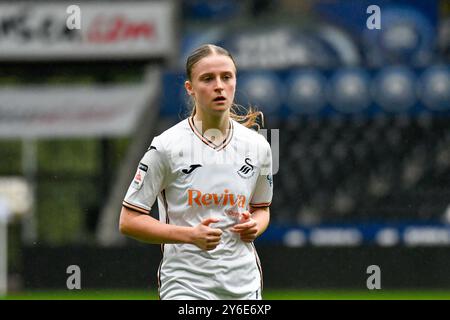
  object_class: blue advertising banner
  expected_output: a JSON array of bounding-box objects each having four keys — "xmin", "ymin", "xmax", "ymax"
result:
[{"xmin": 257, "ymin": 222, "xmax": 450, "ymax": 247}]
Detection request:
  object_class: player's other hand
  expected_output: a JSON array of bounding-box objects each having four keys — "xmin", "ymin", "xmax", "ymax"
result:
[
  {"xmin": 230, "ymin": 211, "xmax": 258, "ymax": 242},
  {"xmin": 192, "ymin": 218, "xmax": 223, "ymax": 251}
]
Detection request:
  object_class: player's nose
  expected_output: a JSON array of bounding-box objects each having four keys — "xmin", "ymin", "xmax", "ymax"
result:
[{"xmin": 214, "ymin": 77, "xmax": 224, "ymax": 91}]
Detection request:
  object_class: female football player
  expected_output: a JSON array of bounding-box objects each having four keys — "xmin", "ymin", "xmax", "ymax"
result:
[{"xmin": 119, "ymin": 44, "xmax": 273, "ymax": 300}]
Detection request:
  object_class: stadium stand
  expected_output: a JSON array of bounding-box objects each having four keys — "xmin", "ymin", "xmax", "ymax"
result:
[
  {"xmin": 174, "ymin": 0, "xmax": 450, "ymax": 230},
  {"xmin": 270, "ymin": 114, "xmax": 450, "ymax": 225}
]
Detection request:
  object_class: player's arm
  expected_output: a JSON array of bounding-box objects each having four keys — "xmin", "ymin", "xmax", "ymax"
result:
[
  {"xmin": 119, "ymin": 206, "xmax": 223, "ymax": 250},
  {"xmin": 232, "ymin": 138, "xmax": 273, "ymax": 242},
  {"xmin": 119, "ymin": 206, "xmax": 192, "ymax": 244},
  {"xmin": 249, "ymin": 205, "xmax": 270, "ymax": 237}
]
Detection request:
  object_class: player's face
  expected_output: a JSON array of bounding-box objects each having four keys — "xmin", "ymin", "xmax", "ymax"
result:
[{"xmin": 185, "ymin": 54, "xmax": 236, "ymax": 116}]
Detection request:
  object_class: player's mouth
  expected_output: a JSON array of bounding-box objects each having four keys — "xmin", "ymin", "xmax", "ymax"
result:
[{"xmin": 213, "ymin": 96, "xmax": 226, "ymax": 103}]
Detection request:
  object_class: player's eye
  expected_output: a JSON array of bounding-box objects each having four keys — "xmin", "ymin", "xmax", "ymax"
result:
[{"xmin": 202, "ymin": 76, "xmax": 212, "ymax": 82}]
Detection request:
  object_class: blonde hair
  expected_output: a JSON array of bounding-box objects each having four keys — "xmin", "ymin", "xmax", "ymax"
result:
[{"xmin": 185, "ymin": 44, "xmax": 264, "ymax": 130}]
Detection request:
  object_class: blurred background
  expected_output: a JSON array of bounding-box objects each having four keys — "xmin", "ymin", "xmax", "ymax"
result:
[{"xmin": 0, "ymin": 0, "xmax": 449, "ymax": 298}]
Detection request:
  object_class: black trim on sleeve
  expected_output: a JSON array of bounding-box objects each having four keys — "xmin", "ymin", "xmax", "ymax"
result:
[{"xmin": 122, "ymin": 201, "xmax": 150, "ymax": 214}]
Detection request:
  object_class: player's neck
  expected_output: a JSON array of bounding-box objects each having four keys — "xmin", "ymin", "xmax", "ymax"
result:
[{"xmin": 193, "ymin": 111, "xmax": 230, "ymax": 142}]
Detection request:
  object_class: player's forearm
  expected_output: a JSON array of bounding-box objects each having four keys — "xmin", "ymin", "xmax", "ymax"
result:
[
  {"xmin": 249, "ymin": 207, "xmax": 270, "ymax": 237},
  {"xmin": 119, "ymin": 207, "xmax": 193, "ymax": 244}
]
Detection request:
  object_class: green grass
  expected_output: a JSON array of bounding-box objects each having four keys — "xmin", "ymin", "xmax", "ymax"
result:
[
  {"xmin": 2, "ymin": 290, "xmax": 156, "ymax": 300},
  {"xmin": 263, "ymin": 289, "xmax": 450, "ymax": 300},
  {"xmin": 3, "ymin": 289, "xmax": 450, "ymax": 300}
]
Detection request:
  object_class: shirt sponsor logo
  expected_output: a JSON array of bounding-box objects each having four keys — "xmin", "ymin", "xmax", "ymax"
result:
[
  {"xmin": 188, "ymin": 189, "xmax": 246, "ymax": 209},
  {"xmin": 225, "ymin": 207, "xmax": 241, "ymax": 223}
]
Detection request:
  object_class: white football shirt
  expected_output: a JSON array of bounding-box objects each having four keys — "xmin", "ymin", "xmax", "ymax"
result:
[{"xmin": 123, "ymin": 117, "xmax": 273, "ymax": 299}]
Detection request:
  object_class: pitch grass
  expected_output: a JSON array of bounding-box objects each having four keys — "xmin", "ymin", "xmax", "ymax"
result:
[{"xmin": 3, "ymin": 289, "xmax": 450, "ymax": 300}]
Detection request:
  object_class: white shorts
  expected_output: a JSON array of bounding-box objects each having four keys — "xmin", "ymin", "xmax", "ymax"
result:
[{"xmin": 160, "ymin": 286, "xmax": 262, "ymax": 300}]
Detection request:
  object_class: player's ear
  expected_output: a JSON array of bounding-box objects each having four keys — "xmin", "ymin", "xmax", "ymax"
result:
[{"xmin": 185, "ymin": 80, "xmax": 194, "ymax": 96}]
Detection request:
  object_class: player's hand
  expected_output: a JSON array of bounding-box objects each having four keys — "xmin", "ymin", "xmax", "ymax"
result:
[
  {"xmin": 191, "ymin": 218, "xmax": 223, "ymax": 251},
  {"xmin": 230, "ymin": 212, "xmax": 258, "ymax": 242}
]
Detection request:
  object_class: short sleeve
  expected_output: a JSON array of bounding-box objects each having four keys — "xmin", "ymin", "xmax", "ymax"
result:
[
  {"xmin": 250, "ymin": 140, "xmax": 273, "ymax": 208},
  {"xmin": 122, "ymin": 137, "xmax": 169, "ymax": 214}
]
